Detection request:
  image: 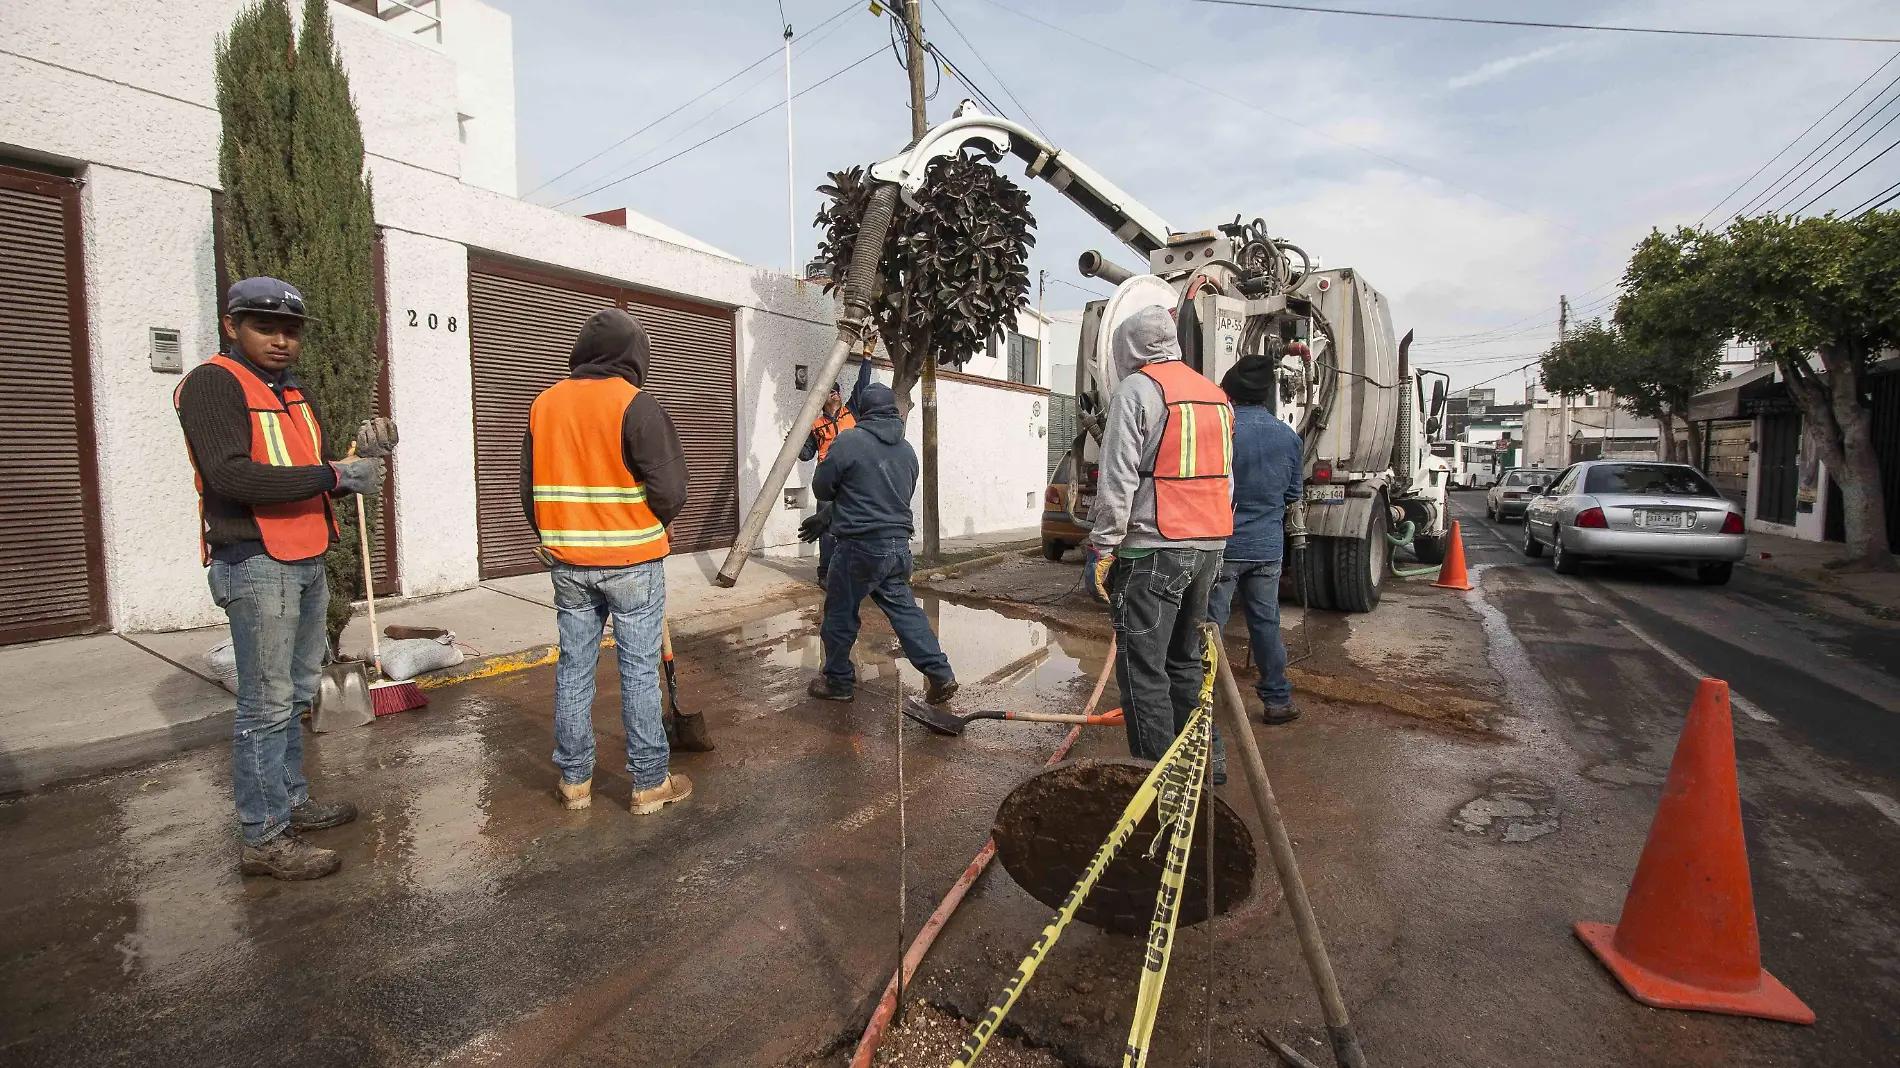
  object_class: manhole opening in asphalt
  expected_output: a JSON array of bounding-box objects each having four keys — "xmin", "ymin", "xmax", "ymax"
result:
[{"xmin": 993, "ymin": 759, "xmax": 1256, "ymax": 937}]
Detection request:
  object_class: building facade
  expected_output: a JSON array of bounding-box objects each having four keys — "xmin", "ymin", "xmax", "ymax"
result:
[{"xmin": 0, "ymin": 0, "xmax": 1051, "ymax": 643}]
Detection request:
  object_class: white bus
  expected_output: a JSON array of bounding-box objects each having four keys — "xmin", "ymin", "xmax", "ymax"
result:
[{"xmin": 1430, "ymin": 442, "xmax": 1498, "ymax": 489}]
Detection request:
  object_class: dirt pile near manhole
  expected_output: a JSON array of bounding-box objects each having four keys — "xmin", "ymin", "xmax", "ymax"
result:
[
  {"xmin": 849, "ymin": 1001, "xmax": 1070, "ymax": 1067},
  {"xmin": 1286, "ymin": 667, "xmax": 1500, "ymax": 736}
]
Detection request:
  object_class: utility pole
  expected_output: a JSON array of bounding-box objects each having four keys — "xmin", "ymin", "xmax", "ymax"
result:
[
  {"xmin": 1557, "ymin": 294, "xmax": 1571, "ymax": 466},
  {"xmin": 904, "ymin": 0, "xmax": 940, "ymax": 559},
  {"xmin": 784, "ymin": 20, "xmax": 796, "ymax": 274}
]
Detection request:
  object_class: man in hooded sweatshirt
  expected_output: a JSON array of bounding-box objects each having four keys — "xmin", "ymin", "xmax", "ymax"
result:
[
  {"xmin": 520, "ymin": 308, "xmax": 698, "ymax": 815},
  {"xmin": 1088, "ymin": 305, "xmax": 1234, "ymax": 766},
  {"xmin": 806, "ymin": 379, "xmax": 960, "ymax": 705}
]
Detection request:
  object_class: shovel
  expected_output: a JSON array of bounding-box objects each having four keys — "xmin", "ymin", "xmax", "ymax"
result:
[
  {"xmin": 313, "ymin": 655, "xmax": 375, "ymax": 733},
  {"xmin": 662, "ymin": 617, "xmax": 715, "ymax": 752},
  {"xmin": 901, "ymin": 696, "xmax": 1124, "ymax": 737}
]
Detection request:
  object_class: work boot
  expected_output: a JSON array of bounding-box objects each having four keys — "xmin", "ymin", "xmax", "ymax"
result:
[
  {"xmin": 673, "ymin": 712, "xmax": 716, "ymax": 752},
  {"xmin": 807, "ymin": 675, "xmax": 854, "ymax": 702},
  {"xmin": 290, "ymin": 797, "xmax": 358, "ymax": 831},
  {"xmin": 924, "ymin": 674, "xmax": 960, "ymax": 706},
  {"xmin": 630, "ymin": 773, "xmax": 693, "ymax": 815},
  {"xmin": 1262, "ymin": 701, "xmax": 1302, "ymax": 726},
  {"xmin": 556, "ymin": 777, "xmax": 593, "ymax": 810},
  {"xmin": 239, "ymin": 831, "xmax": 341, "ymax": 880}
]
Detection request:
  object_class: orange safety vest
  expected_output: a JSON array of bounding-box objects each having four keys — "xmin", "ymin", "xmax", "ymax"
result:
[
  {"xmin": 528, "ymin": 377, "xmax": 671, "ymax": 567},
  {"xmin": 174, "ymin": 354, "xmax": 339, "ymax": 564},
  {"xmin": 1136, "ymin": 360, "xmax": 1235, "ymax": 540},
  {"xmin": 811, "ymin": 409, "xmax": 856, "ymax": 461}
]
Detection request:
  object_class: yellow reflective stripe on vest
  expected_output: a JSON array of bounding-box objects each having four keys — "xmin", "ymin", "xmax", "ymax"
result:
[
  {"xmin": 1217, "ymin": 404, "xmax": 1234, "ymax": 472},
  {"xmin": 294, "ymin": 404, "xmax": 323, "ymax": 453},
  {"xmin": 538, "ymin": 525, "xmax": 667, "ymax": 548},
  {"xmin": 1177, "ymin": 404, "xmax": 1198, "ymax": 478},
  {"xmin": 257, "ymin": 412, "xmax": 294, "ymax": 466},
  {"xmin": 531, "ymin": 484, "xmax": 650, "ymax": 504}
]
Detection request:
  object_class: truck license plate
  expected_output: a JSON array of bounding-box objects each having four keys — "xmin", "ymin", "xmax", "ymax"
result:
[
  {"xmin": 1304, "ymin": 485, "xmax": 1345, "ymax": 503},
  {"xmin": 1635, "ymin": 509, "xmax": 1692, "ymax": 529}
]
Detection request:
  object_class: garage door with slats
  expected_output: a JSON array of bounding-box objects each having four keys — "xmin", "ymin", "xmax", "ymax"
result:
[
  {"xmin": 0, "ymin": 170, "xmax": 105, "ymax": 644},
  {"xmin": 468, "ymin": 265, "xmax": 738, "ymax": 578}
]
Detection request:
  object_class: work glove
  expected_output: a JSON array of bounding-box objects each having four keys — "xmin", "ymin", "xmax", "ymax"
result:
[
  {"xmin": 331, "ymin": 455, "xmax": 385, "ymax": 496},
  {"xmin": 1085, "ymin": 545, "xmax": 1115, "ymax": 604},
  {"xmin": 355, "ymin": 417, "xmax": 400, "ymax": 458},
  {"xmin": 798, "ymin": 502, "xmax": 833, "ymax": 544}
]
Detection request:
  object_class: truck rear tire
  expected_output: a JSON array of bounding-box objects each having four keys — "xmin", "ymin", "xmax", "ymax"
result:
[
  {"xmin": 1293, "ymin": 540, "xmax": 1335, "ymax": 610},
  {"xmin": 1331, "ymin": 499, "xmax": 1388, "ymax": 613}
]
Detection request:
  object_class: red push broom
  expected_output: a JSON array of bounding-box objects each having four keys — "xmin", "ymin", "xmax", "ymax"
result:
[{"xmin": 351, "ymin": 444, "xmax": 426, "ymax": 717}]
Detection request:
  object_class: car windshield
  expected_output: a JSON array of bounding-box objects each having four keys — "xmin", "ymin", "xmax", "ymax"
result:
[
  {"xmin": 1583, "ymin": 464, "xmax": 1718, "ymax": 497},
  {"xmin": 1500, "ymin": 471, "xmax": 1541, "ymax": 487}
]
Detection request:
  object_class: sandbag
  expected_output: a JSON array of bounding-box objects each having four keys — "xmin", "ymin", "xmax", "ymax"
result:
[{"xmin": 378, "ymin": 636, "xmax": 463, "ymax": 681}]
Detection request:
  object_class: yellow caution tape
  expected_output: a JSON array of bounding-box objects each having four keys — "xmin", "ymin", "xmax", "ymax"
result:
[{"xmin": 952, "ymin": 643, "xmax": 1220, "ymax": 1068}]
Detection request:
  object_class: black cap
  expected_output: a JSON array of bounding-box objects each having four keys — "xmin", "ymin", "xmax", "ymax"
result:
[{"xmin": 226, "ymin": 277, "xmax": 315, "ymax": 321}]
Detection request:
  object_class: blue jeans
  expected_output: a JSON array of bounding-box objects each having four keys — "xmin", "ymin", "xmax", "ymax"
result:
[
  {"xmin": 821, "ymin": 537, "xmax": 953, "ymax": 688},
  {"xmin": 550, "ymin": 561, "xmax": 669, "ymax": 790},
  {"xmin": 1206, "ymin": 558, "xmax": 1293, "ymax": 708},
  {"xmin": 209, "ymin": 554, "xmax": 327, "ymax": 847},
  {"xmin": 817, "ymin": 531, "xmax": 836, "ymax": 582},
  {"xmin": 1107, "ymin": 548, "xmax": 1225, "ymax": 780}
]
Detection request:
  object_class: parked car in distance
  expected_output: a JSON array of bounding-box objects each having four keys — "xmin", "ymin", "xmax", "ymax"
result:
[
  {"xmin": 1485, "ymin": 468, "xmax": 1548, "ymax": 522},
  {"xmin": 1521, "ymin": 461, "xmax": 1746, "ymax": 584},
  {"xmin": 1041, "ymin": 450, "xmax": 1093, "ymax": 561}
]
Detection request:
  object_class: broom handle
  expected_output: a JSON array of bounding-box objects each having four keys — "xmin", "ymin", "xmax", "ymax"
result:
[{"xmin": 349, "ymin": 443, "xmax": 380, "ymax": 673}]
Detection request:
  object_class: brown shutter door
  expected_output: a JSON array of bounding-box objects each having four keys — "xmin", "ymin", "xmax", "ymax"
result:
[
  {"xmin": 468, "ymin": 268, "xmax": 614, "ymax": 578},
  {"xmin": 0, "ymin": 168, "xmax": 106, "ymax": 644},
  {"xmin": 625, "ymin": 295, "xmax": 737, "ymax": 554},
  {"xmin": 467, "ymin": 262, "xmax": 740, "ymax": 578}
]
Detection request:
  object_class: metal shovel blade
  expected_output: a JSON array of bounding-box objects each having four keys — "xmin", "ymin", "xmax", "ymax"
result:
[{"xmin": 313, "ymin": 659, "xmax": 375, "ymax": 732}]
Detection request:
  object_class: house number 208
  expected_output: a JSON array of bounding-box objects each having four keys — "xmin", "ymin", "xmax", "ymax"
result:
[{"xmin": 406, "ymin": 310, "xmax": 458, "ymax": 331}]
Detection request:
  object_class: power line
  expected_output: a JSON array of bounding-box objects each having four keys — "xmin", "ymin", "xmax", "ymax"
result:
[
  {"xmin": 525, "ymin": 0, "xmax": 861, "ymax": 200},
  {"xmin": 976, "ymin": 0, "xmax": 1602, "ymax": 246},
  {"xmin": 1734, "ymin": 70, "xmax": 1900, "ymax": 217},
  {"xmin": 1780, "ymin": 104, "xmax": 1900, "ymax": 212},
  {"xmin": 1415, "ymin": 289, "xmax": 1617, "ymax": 348},
  {"xmin": 1189, "ymin": 1, "xmax": 1900, "ymax": 45},
  {"xmin": 552, "ymin": 43, "xmax": 887, "ymax": 208},
  {"xmin": 1698, "ymin": 52, "xmax": 1900, "ymax": 226},
  {"xmin": 926, "ymin": 0, "xmax": 1047, "ymax": 138},
  {"xmin": 1794, "ymin": 134, "xmax": 1900, "ymax": 214},
  {"xmin": 1845, "ymin": 175, "xmax": 1900, "ymax": 216}
]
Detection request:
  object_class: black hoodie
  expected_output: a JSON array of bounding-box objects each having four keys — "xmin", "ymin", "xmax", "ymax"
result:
[
  {"xmin": 811, "ymin": 382, "xmax": 917, "ymax": 540},
  {"xmin": 520, "ymin": 309, "xmax": 689, "ymax": 534}
]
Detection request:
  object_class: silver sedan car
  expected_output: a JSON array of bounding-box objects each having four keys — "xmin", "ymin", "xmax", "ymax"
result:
[
  {"xmin": 1485, "ymin": 468, "xmax": 1549, "ymax": 521},
  {"xmin": 1521, "ymin": 461, "xmax": 1747, "ymax": 585}
]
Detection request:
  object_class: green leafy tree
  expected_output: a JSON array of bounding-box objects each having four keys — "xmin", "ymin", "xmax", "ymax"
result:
[
  {"xmin": 291, "ymin": 0, "xmax": 381, "ymax": 642},
  {"xmin": 814, "ymin": 155, "xmax": 1035, "ymax": 415},
  {"xmin": 1707, "ymin": 211, "xmax": 1898, "ymax": 567},
  {"xmin": 216, "ymin": 0, "xmax": 382, "ymax": 643},
  {"xmin": 216, "ymin": 0, "xmax": 298, "ymax": 279},
  {"xmin": 1613, "ymin": 228, "xmax": 1727, "ymax": 466}
]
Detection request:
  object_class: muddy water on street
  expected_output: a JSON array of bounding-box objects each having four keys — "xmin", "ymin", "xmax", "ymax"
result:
[{"xmin": 0, "ymin": 595, "xmax": 1118, "ymax": 1068}]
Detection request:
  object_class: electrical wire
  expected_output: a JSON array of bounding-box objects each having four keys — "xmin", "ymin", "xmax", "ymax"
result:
[
  {"xmin": 926, "ymin": 0, "xmax": 1047, "ymax": 138},
  {"xmin": 1853, "ymin": 180, "xmax": 1900, "ymax": 215},
  {"xmin": 526, "ymin": 0, "xmax": 860, "ymax": 200},
  {"xmin": 975, "ymin": 0, "xmax": 1603, "ymax": 246},
  {"xmin": 888, "ymin": 10, "xmax": 945, "ymax": 102},
  {"xmin": 1734, "ymin": 70, "xmax": 1900, "ymax": 217},
  {"xmin": 1793, "ymin": 133, "xmax": 1900, "ymax": 214},
  {"xmin": 1781, "ymin": 104, "xmax": 1900, "ymax": 212},
  {"xmin": 1047, "ymin": 275, "xmax": 1113, "ymax": 300},
  {"xmin": 1845, "ymin": 175, "xmax": 1900, "ymax": 216},
  {"xmin": 552, "ymin": 43, "xmax": 886, "ymax": 208},
  {"xmin": 1699, "ymin": 51, "xmax": 1900, "ymax": 226},
  {"xmin": 1189, "ymin": 1, "xmax": 1900, "ymax": 45}
]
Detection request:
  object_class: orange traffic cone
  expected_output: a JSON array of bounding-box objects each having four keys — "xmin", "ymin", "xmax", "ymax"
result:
[
  {"xmin": 1574, "ymin": 679, "xmax": 1814, "ymax": 1024},
  {"xmin": 1432, "ymin": 520, "xmax": 1475, "ymax": 590}
]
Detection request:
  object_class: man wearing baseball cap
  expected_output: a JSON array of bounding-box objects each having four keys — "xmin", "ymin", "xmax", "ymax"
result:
[{"xmin": 174, "ymin": 277, "xmax": 394, "ymax": 880}]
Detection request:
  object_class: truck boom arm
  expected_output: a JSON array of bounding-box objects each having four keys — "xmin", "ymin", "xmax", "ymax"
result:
[{"xmin": 868, "ymin": 101, "xmax": 1171, "ymax": 258}]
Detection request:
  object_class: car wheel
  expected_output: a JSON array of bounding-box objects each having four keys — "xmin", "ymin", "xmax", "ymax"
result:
[
  {"xmin": 1551, "ymin": 527, "xmax": 1579, "ymax": 575},
  {"xmin": 1042, "ymin": 540, "xmax": 1067, "ymax": 562},
  {"xmin": 1521, "ymin": 518, "xmax": 1543, "ymax": 558},
  {"xmin": 1485, "ymin": 502, "xmax": 1497, "ymax": 520},
  {"xmin": 1697, "ymin": 561, "xmax": 1734, "ymax": 586}
]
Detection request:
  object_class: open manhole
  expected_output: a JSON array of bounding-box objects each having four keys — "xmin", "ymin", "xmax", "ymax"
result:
[{"xmin": 993, "ymin": 759, "xmax": 1255, "ymax": 937}]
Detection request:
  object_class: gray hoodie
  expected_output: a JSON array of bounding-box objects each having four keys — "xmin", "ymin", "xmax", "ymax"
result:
[{"xmin": 1088, "ymin": 305, "xmax": 1227, "ymax": 554}]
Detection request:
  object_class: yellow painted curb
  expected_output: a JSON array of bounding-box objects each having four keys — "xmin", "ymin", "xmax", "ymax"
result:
[{"xmin": 414, "ymin": 637, "xmax": 617, "ymax": 691}]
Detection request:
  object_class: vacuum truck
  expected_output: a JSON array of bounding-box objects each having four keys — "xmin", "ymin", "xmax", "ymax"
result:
[{"xmin": 721, "ymin": 101, "xmax": 1454, "ymax": 609}]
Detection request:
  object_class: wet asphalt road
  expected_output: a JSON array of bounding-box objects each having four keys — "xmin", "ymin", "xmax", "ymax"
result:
[{"xmin": 4, "ymin": 515, "xmax": 1899, "ymax": 1067}]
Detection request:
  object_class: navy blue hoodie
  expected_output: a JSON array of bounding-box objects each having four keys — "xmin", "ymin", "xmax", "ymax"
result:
[{"xmin": 811, "ymin": 382, "xmax": 916, "ymax": 540}]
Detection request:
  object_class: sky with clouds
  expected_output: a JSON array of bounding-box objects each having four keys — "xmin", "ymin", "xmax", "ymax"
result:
[{"xmin": 489, "ymin": 0, "xmax": 1898, "ymax": 400}]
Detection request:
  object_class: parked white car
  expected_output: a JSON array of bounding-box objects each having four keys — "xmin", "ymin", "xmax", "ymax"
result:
[
  {"xmin": 1521, "ymin": 461, "xmax": 1747, "ymax": 585},
  {"xmin": 1485, "ymin": 468, "xmax": 1547, "ymax": 521}
]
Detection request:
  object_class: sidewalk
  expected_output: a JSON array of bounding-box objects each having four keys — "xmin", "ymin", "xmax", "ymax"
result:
[
  {"xmin": 0, "ymin": 530, "xmax": 1036, "ymax": 794},
  {"xmin": 1741, "ymin": 527, "xmax": 1900, "ymax": 620}
]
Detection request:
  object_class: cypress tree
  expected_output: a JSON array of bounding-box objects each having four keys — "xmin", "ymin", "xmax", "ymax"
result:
[
  {"xmin": 215, "ymin": 0, "xmax": 298, "ymax": 279},
  {"xmin": 290, "ymin": 0, "xmax": 381, "ymax": 644}
]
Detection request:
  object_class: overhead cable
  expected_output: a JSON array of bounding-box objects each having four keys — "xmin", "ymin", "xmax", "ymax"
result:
[
  {"xmin": 1794, "ymin": 134, "xmax": 1900, "ymax": 214},
  {"xmin": 1734, "ymin": 71, "xmax": 1900, "ymax": 217},
  {"xmin": 926, "ymin": 0, "xmax": 1048, "ymax": 138},
  {"xmin": 1845, "ymin": 176, "xmax": 1900, "ymax": 216},
  {"xmin": 975, "ymin": 0, "xmax": 1602, "ymax": 245},
  {"xmin": 1189, "ymin": 1, "xmax": 1900, "ymax": 45},
  {"xmin": 1777, "ymin": 104, "xmax": 1900, "ymax": 213},
  {"xmin": 553, "ymin": 44, "xmax": 887, "ymax": 208},
  {"xmin": 1699, "ymin": 52, "xmax": 1900, "ymax": 226}
]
